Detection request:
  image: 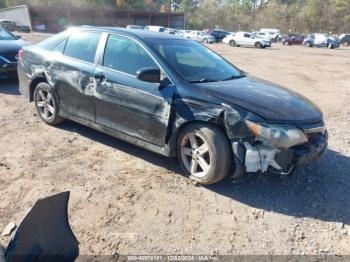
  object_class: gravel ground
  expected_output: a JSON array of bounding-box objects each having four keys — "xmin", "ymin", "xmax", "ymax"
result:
[{"xmin": 0, "ymin": 32, "xmax": 350, "ymax": 256}]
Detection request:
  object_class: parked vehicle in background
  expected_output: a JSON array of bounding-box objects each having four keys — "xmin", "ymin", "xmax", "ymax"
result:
[
  {"xmin": 18, "ymin": 27, "xmax": 327, "ymax": 185},
  {"xmin": 282, "ymin": 34, "xmax": 304, "ymax": 45},
  {"xmin": 0, "ymin": 26, "xmax": 29, "ymax": 78},
  {"xmin": 210, "ymin": 30, "xmax": 229, "ymax": 42},
  {"xmin": 0, "ymin": 19, "xmax": 17, "ymax": 32},
  {"xmin": 145, "ymin": 25, "xmax": 166, "ymax": 32},
  {"xmin": 339, "ymin": 34, "xmax": 350, "ymax": 46},
  {"xmin": 15, "ymin": 22, "xmax": 31, "ymax": 33},
  {"xmin": 253, "ymin": 31, "xmax": 278, "ymax": 42},
  {"xmin": 126, "ymin": 25, "xmax": 144, "ymax": 30},
  {"xmin": 185, "ymin": 30, "xmax": 215, "ymax": 43},
  {"xmin": 164, "ymin": 28, "xmax": 185, "ymax": 37},
  {"xmin": 223, "ymin": 32, "xmax": 271, "ymax": 48},
  {"xmin": 0, "ymin": 19, "xmax": 31, "ymax": 33},
  {"xmin": 304, "ymin": 34, "xmax": 340, "ymax": 49},
  {"xmin": 259, "ymin": 28, "xmax": 281, "ymax": 42}
]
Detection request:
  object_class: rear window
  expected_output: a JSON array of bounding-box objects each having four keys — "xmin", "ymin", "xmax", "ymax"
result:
[
  {"xmin": 64, "ymin": 31, "xmax": 101, "ymax": 63},
  {"xmin": 36, "ymin": 31, "xmax": 68, "ymax": 50}
]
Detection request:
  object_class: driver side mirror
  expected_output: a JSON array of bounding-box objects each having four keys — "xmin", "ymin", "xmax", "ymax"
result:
[{"xmin": 137, "ymin": 68, "xmax": 161, "ymax": 84}]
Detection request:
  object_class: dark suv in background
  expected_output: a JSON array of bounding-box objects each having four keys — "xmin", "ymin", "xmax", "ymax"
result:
[
  {"xmin": 340, "ymin": 34, "xmax": 350, "ymax": 46},
  {"xmin": 210, "ymin": 30, "xmax": 230, "ymax": 42}
]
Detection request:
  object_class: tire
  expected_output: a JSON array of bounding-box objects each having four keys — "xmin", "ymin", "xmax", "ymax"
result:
[
  {"xmin": 283, "ymin": 41, "xmax": 287, "ymax": 45},
  {"xmin": 203, "ymin": 38, "xmax": 208, "ymax": 44},
  {"xmin": 344, "ymin": 41, "xmax": 349, "ymax": 47},
  {"xmin": 328, "ymin": 43, "xmax": 333, "ymax": 49},
  {"xmin": 304, "ymin": 41, "xmax": 311, "ymax": 47},
  {"xmin": 255, "ymin": 42, "xmax": 262, "ymax": 48},
  {"xmin": 176, "ymin": 122, "xmax": 232, "ymax": 185},
  {"xmin": 229, "ymin": 40, "xmax": 236, "ymax": 47},
  {"xmin": 34, "ymin": 82, "xmax": 65, "ymax": 126}
]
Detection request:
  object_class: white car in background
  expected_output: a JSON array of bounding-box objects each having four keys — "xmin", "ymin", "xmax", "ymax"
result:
[
  {"xmin": 223, "ymin": 32, "xmax": 271, "ymax": 48},
  {"xmin": 253, "ymin": 31, "xmax": 278, "ymax": 42},
  {"xmin": 259, "ymin": 28, "xmax": 281, "ymax": 42},
  {"xmin": 184, "ymin": 30, "xmax": 215, "ymax": 43},
  {"xmin": 145, "ymin": 25, "xmax": 166, "ymax": 32}
]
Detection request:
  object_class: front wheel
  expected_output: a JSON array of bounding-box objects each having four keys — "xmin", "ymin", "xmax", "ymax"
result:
[
  {"xmin": 229, "ymin": 40, "xmax": 236, "ymax": 47},
  {"xmin": 34, "ymin": 82, "xmax": 65, "ymax": 125},
  {"xmin": 255, "ymin": 42, "xmax": 262, "ymax": 48},
  {"xmin": 328, "ymin": 43, "xmax": 333, "ymax": 49},
  {"xmin": 177, "ymin": 123, "xmax": 232, "ymax": 185},
  {"xmin": 304, "ymin": 41, "xmax": 311, "ymax": 47},
  {"xmin": 203, "ymin": 38, "xmax": 208, "ymax": 44}
]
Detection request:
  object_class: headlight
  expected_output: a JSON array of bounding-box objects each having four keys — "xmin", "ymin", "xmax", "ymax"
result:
[{"xmin": 245, "ymin": 120, "xmax": 308, "ymax": 148}]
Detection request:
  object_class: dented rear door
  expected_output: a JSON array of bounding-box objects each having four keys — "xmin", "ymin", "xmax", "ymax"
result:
[{"xmin": 52, "ymin": 31, "xmax": 102, "ymax": 122}]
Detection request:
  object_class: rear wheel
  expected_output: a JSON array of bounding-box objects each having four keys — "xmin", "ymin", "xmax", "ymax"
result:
[
  {"xmin": 229, "ymin": 40, "xmax": 236, "ymax": 47},
  {"xmin": 203, "ymin": 38, "xmax": 208, "ymax": 44},
  {"xmin": 344, "ymin": 41, "xmax": 349, "ymax": 46},
  {"xmin": 34, "ymin": 82, "xmax": 65, "ymax": 126},
  {"xmin": 328, "ymin": 43, "xmax": 333, "ymax": 49},
  {"xmin": 176, "ymin": 123, "xmax": 232, "ymax": 185},
  {"xmin": 304, "ymin": 41, "xmax": 311, "ymax": 47},
  {"xmin": 255, "ymin": 42, "xmax": 262, "ymax": 48}
]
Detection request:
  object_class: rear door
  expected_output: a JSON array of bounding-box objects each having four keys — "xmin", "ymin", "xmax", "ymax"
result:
[
  {"xmin": 50, "ymin": 31, "xmax": 102, "ymax": 122},
  {"xmin": 93, "ymin": 34, "xmax": 174, "ymax": 147}
]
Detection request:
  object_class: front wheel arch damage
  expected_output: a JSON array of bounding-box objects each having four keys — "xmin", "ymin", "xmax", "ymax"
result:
[
  {"xmin": 175, "ymin": 121, "xmax": 234, "ymax": 185},
  {"xmin": 167, "ymin": 103, "xmax": 246, "ymax": 180}
]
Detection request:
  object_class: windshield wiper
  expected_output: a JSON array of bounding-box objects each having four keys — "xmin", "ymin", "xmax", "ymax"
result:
[
  {"xmin": 190, "ymin": 78, "xmax": 218, "ymax": 83},
  {"xmin": 221, "ymin": 74, "xmax": 247, "ymax": 81}
]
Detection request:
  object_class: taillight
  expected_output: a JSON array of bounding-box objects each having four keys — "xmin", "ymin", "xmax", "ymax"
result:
[{"xmin": 18, "ymin": 49, "xmax": 23, "ymax": 59}]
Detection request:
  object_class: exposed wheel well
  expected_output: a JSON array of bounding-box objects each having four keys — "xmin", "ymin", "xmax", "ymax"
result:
[
  {"xmin": 29, "ymin": 77, "xmax": 48, "ymax": 101},
  {"xmin": 169, "ymin": 120, "xmax": 231, "ymax": 157}
]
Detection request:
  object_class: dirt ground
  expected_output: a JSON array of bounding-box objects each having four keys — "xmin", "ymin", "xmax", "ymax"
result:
[{"xmin": 1, "ymin": 32, "xmax": 350, "ymax": 256}]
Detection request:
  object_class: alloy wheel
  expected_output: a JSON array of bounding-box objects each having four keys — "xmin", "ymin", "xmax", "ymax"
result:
[
  {"xmin": 36, "ymin": 89, "xmax": 55, "ymax": 121},
  {"xmin": 180, "ymin": 132, "xmax": 211, "ymax": 178}
]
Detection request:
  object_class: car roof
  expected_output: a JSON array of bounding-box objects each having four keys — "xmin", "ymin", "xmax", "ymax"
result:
[{"xmin": 76, "ymin": 26, "xmax": 186, "ymax": 40}]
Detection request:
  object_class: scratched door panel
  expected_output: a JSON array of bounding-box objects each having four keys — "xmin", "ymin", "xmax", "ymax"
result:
[
  {"xmin": 51, "ymin": 55, "xmax": 96, "ymax": 121},
  {"xmin": 94, "ymin": 67, "xmax": 172, "ymax": 147}
]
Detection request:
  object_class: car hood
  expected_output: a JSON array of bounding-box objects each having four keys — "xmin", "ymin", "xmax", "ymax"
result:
[
  {"xmin": 196, "ymin": 76, "xmax": 323, "ymax": 124},
  {"xmin": 0, "ymin": 39, "xmax": 29, "ymax": 53}
]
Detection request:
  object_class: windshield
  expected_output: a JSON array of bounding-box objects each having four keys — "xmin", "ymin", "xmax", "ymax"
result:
[
  {"xmin": 147, "ymin": 39, "xmax": 244, "ymax": 83},
  {"xmin": 0, "ymin": 27, "xmax": 16, "ymax": 40}
]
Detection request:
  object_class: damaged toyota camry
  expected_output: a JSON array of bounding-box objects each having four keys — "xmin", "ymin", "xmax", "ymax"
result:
[{"xmin": 18, "ymin": 27, "xmax": 327, "ymax": 185}]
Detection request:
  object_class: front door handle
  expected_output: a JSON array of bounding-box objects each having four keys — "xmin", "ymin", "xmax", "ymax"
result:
[{"xmin": 94, "ymin": 74, "xmax": 106, "ymax": 82}]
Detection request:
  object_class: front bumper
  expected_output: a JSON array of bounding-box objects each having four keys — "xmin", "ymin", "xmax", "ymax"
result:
[
  {"xmin": 292, "ymin": 130, "xmax": 328, "ymax": 166},
  {"xmin": 232, "ymin": 128, "xmax": 328, "ymax": 177}
]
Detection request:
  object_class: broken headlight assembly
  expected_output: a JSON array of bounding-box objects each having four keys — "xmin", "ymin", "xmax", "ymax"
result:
[{"xmin": 245, "ymin": 120, "xmax": 308, "ymax": 148}]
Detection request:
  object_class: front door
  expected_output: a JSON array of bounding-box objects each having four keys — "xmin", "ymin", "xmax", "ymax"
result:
[{"xmin": 93, "ymin": 34, "xmax": 173, "ymax": 147}]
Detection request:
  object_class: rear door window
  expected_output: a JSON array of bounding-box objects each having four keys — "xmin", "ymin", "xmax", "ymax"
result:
[
  {"xmin": 103, "ymin": 34, "xmax": 158, "ymax": 76},
  {"xmin": 52, "ymin": 39, "xmax": 67, "ymax": 54},
  {"xmin": 64, "ymin": 31, "xmax": 101, "ymax": 63}
]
